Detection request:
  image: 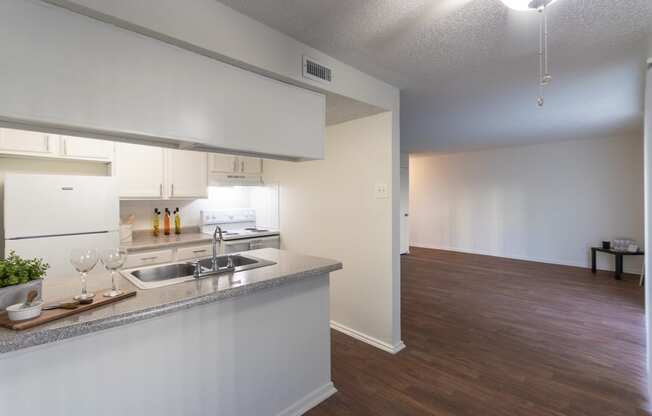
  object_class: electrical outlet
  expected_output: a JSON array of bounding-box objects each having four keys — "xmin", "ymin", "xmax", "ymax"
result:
[{"xmin": 374, "ymin": 183, "xmax": 389, "ymax": 199}]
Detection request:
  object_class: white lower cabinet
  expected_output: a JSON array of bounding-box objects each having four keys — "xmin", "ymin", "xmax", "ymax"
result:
[
  {"xmin": 125, "ymin": 243, "xmax": 212, "ymax": 268},
  {"xmin": 115, "ymin": 142, "xmax": 166, "ymax": 199},
  {"xmin": 124, "ymin": 248, "xmax": 174, "ymax": 269},
  {"xmin": 176, "ymin": 244, "xmax": 212, "ymax": 261}
]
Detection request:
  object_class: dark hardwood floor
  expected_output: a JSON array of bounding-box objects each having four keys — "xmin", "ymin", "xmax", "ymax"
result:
[{"xmin": 307, "ymin": 247, "xmax": 649, "ymax": 416}]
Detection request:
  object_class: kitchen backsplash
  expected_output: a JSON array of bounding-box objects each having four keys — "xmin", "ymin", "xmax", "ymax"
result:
[{"xmin": 120, "ymin": 185, "xmax": 279, "ymax": 231}]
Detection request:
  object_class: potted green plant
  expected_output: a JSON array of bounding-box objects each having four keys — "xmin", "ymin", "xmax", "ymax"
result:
[{"xmin": 0, "ymin": 251, "xmax": 49, "ymax": 310}]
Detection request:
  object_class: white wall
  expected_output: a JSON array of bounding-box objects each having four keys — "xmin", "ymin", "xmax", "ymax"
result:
[
  {"xmin": 263, "ymin": 113, "xmax": 403, "ymax": 353},
  {"xmin": 411, "ymin": 135, "xmax": 644, "ymax": 274}
]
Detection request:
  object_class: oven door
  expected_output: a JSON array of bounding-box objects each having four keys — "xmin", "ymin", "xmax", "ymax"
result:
[{"xmin": 222, "ymin": 236, "xmax": 280, "ymax": 254}]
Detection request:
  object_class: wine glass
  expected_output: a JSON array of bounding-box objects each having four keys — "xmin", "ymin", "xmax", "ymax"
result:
[
  {"xmin": 100, "ymin": 248, "xmax": 127, "ymax": 297},
  {"xmin": 69, "ymin": 248, "xmax": 98, "ymax": 301}
]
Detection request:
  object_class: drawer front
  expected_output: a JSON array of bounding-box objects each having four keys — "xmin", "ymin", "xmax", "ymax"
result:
[
  {"xmin": 176, "ymin": 244, "xmax": 212, "ymax": 261},
  {"xmin": 125, "ymin": 249, "xmax": 174, "ymax": 269},
  {"xmin": 248, "ymin": 236, "xmax": 280, "ymax": 250},
  {"xmin": 223, "ymin": 240, "xmax": 251, "ymax": 254}
]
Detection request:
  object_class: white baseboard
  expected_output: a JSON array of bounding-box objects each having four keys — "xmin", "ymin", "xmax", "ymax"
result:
[
  {"xmin": 276, "ymin": 382, "xmax": 337, "ymax": 416},
  {"xmin": 330, "ymin": 320, "xmax": 405, "ymax": 354},
  {"xmin": 411, "ymin": 242, "xmax": 643, "ymax": 275}
]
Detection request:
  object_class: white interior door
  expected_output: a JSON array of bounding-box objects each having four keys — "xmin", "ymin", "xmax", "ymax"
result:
[
  {"xmin": 167, "ymin": 149, "xmax": 208, "ymax": 199},
  {"xmin": 400, "ymin": 167, "xmax": 410, "ymax": 254}
]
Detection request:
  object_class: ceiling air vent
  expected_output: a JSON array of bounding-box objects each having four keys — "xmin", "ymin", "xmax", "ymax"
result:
[{"xmin": 302, "ymin": 56, "xmax": 332, "ymax": 84}]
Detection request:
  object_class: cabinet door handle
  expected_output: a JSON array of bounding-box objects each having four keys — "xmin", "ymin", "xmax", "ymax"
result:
[
  {"xmin": 141, "ymin": 256, "xmax": 158, "ymax": 261},
  {"xmin": 192, "ymin": 249, "xmax": 207, "ymax": 254},
  {"xmin": 233, "ymin": 158, "xmax": 237, "ymax": 172},
  {"xmin": 241, "ymin": 160, "xmax": 245, "ymax": 172},
  {"xmin": 63, "ymin": 138, "xmax": 68, "ymax": 155},
  {"xmin": 171, "ymin": 184, "xmax": 174, "ymax": 197},
  {"xmin": 160, "ymin": 184, "xmax": 163, "ymax": 197}
]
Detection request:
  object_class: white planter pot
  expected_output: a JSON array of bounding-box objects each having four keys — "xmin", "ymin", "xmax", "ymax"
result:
[{"xmin": 0, "ymin": 280, "xmax": 43, "ymax": 311}]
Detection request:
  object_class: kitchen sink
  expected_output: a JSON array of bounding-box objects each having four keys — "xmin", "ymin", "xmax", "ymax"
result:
[
  {"xmin": 123, "ymin": 254, "xmax": 276, "ymax": 289},
  {"xmin": 131, "ymin": 263, "xmax": 197, "ymax": 283},
  {"xmin": 196, "ymin": 255, "xmax": 258, "ymax": 269}
]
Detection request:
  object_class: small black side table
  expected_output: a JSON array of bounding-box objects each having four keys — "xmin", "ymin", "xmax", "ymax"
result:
[{"xmin": 591, "ymin": 247, "xmax": 644, "ymax": 280}]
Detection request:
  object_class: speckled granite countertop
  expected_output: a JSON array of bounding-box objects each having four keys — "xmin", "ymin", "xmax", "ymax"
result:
[
  {"xmin": 0, "ymin": 249, "xmax": 342, "ymax": 354},
  {"xmin": 121, "ymin": 229, "xmax": 214, "ymax": 251}
]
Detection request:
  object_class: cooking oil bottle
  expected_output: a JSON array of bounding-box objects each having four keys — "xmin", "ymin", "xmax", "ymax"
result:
[
  {"xmin": 174, "ymin": 207, "xmax": 182, "ymax": 235},
  {"xmin": 163, "ymin": 208, "xmax": 171, "ymax": 236},
  {"xmin": 152, "ymin": 208, "xmax": 161, "ymax": 237}
]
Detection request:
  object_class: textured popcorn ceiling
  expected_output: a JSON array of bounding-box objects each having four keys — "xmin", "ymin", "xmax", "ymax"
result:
[{"xmin": 219, "ymin": 0, "xmax": 652, "ymax": 152}]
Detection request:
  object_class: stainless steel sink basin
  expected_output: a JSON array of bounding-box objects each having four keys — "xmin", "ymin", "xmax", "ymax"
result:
[
  {"xmin": 131, "ymin": 263, "xmax": 197, "ymax": 283},
  {"xmin": 122, "ymin": 254, "xmax": 276, "ymax": 289},
  {"xmin": 196, "ymin": 255, "xmax": 257, "ymax": 269}
]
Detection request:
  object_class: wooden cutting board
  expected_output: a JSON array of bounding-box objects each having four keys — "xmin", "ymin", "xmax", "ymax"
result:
[{"xmin": 0, "ymin": 289, "xmax": 136, "ymax": 331}]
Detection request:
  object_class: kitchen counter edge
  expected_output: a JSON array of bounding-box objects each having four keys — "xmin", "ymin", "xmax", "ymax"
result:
[{"xmin": 0, "ymin": 249, "xmax": 342, "ymax": 355}]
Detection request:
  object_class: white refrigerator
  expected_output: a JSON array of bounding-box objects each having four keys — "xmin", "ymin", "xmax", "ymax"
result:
[{"xmin": 3, "ymin": 174, "xmax": 119, "ymax": 279}]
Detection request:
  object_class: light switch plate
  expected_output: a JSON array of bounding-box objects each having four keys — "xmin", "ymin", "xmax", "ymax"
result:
[{"xmin": 374, "ymin": 183, "xmax": 389, "ymax": 199}]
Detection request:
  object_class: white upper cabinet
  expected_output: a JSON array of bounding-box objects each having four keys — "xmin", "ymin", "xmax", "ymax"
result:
[
  {"xmin": 115, "ymin": 143, "xmax": 166, "ymax": 199},
  {"xmin": 239, "ymin": 157, "xmax": 263, "ymax": 174},
  {"xmin": 0, "ymin": 1, "xmax": 326, "ymax": 160},
  {"xmin": 0, "ymin": 128, "xmax": 115, "ymax": 163},
  {"xmin": 208, "ymin": 154, "xmax": 263, "ymax": 175},
  {"xmin": 209, "ymin": 154, "xmax": 238, "ymax": 173},
  {"xmin": 116, "ymin": 144, "xmax": 208, "ymax": 200},
  {"xmin": 61, "ymin": 136, "xmax": 114, "ymax": 161},
  {"xmin": 167, "ymin": 149, "xmax": 208, "ymax": 199},
  {"xmin": 0, "ymin": 128, "xmax": 58, "ymax": 156}
]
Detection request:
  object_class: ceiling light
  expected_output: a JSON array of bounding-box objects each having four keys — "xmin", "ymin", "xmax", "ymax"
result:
[{"xmin": 499, "ymin": 0, "xmax": 558, "ymax": 12}]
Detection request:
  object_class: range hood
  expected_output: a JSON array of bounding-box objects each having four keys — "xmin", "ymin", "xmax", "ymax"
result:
[{"xmin": 208, "ymin": 173, "xmax": 264, "ymax": 187}]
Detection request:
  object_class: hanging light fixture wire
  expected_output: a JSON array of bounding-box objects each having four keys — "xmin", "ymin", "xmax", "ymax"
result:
[{"xmin": 536, "ymin": 2, "xmax": 551, "ymax": 107}]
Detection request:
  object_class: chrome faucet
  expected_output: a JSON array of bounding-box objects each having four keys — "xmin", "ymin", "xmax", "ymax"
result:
[
  {"xmin": 212, "ymin": 225, "xmax": 224, "ymax": 271},
  {"xmin": 191, "ymin": 260, "xmax": 201, "ymax": 279}
]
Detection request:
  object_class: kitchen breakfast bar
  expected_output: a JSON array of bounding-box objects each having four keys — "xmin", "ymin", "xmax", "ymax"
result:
[{"xmin": 0, "ymin": 249, "xmax": 342, "ymax": 416}]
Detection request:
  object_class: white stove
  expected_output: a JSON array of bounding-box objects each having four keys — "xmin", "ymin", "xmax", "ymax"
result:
[{"xmin": 200, "ymin": 209, "xmax": 280, "ymax": 253}]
